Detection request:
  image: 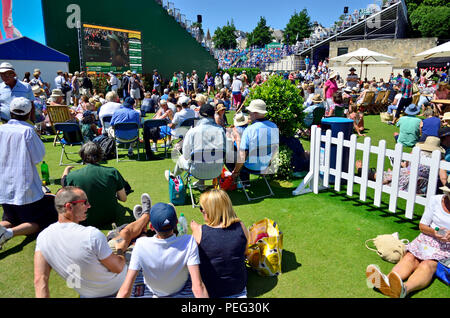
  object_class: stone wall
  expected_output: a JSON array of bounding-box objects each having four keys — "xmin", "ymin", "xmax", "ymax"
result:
[{"xmin": 328, "ymin": 38, "xmax": 438, "ymax": 80}]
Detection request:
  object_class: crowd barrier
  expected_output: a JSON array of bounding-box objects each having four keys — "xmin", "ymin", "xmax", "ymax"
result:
[{"xmin": 293, "ymin": 125, "xmax": 450, "ymax": 219}]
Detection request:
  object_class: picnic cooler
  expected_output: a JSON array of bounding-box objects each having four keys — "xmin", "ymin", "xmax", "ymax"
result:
[{"xmin": 246, "ymin": 218, "xmax": 283, "ymax": 276}]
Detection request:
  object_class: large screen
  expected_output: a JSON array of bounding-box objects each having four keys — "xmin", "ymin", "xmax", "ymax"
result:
[
  {"xmin": 0, "ymin": 0, "xmax": 46, "ymax": 44},
  {"xmin": 81, "ymin": 23, "xmax": 143, "ymax": 73}
]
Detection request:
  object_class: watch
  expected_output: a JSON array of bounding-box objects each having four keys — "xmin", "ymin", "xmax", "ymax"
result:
[{"xmin": 116, "ymin": 249, "xmax": 125, "ymax": 256}]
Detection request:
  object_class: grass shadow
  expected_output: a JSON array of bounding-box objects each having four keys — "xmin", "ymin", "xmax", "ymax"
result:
[
  {"xmin": 246, "ymin": 269, "xmax": 278, "ymax": 298},
  {"xmin": 281, "ymin": 249, "xmax": 302, "ymax": 274},
  {"xmin": 0, "ymin": 235, "xmax": 36, "ymax": 260}
]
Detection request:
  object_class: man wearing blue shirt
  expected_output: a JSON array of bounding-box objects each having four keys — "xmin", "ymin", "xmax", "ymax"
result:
[
  {"xmin": 110, "ymin": 97, "xmax": 141, "ymax": 157},
  {"xmin": 231, "ymin": 99, "xmax": 279, "ymax": 182},
  {"xmin": 0, "ymin": 62, "xmax": 35, "ymax": 122}
]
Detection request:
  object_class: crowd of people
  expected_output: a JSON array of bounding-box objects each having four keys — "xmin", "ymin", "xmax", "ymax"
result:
[{"xmin": 0, "ymin": 56, "xmax": 448, "ymax": 299}]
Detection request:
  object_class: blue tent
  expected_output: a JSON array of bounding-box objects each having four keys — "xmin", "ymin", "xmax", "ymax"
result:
[{"xmin": 0, "ymin": 37, "xmax": 70, "ymax": 62}]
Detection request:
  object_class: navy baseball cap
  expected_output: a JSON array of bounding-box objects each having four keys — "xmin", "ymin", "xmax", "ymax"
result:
[
  {"xmin": 150, "ymin": 203, "xmax": 178, "ymax": 232},
  {"xmin": 123, "ymin": 97, "xmax": 135, "ymax": 108}
]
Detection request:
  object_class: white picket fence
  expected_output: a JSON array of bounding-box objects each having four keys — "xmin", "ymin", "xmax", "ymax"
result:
[{"xmin": 293, "ymin": 125, "xmax": 450, "ymax": 219}]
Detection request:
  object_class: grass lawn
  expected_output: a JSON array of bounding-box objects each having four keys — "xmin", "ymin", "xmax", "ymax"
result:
[{"xmin": 0, "ymin": 112, "xmax": 448, "ymax": 298}]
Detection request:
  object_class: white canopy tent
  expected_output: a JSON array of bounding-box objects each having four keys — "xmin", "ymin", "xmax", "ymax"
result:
[{"xmin": 415, "ymin": 41, "xmax": 450, "ymax": 59}]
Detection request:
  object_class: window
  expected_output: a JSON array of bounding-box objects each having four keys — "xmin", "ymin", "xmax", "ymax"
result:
[{"xmin": 337, "ymin": 47, "xmax": 348, "ymax": 56}]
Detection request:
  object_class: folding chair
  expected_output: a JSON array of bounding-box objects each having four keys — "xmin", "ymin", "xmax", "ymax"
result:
[
  {"xmin": 238, "ymin": 144, "xmax": 278, "ymax": 202},
  {"xmin": 46, "ymin": 105, "xmax": 72, "ymax": 146},
  {"xmin": 185, "ymin": 149, "xmax": 225, "ymax": 208},
  {"xmin": 101, "ymin": 115, "xmax": 113, "ymax": 132},
  {"xmin": 381, "ymin": 89, "xmax": 391, "ymax": 109},
  {"xmin": 143, "ymin": 118, "xmax": 170, "ymax": 157},
  {"xmin": 360, "ymin": 91, "xmax": 375, "ymax": 114},
  {"xmin": 54, "ymin": 123, "xmax": 84, "ymax": 166},
  {"xmin": 372, "ymin": 91, "xmax": 386, "ymax": 114},
  {"xmin": 113, "ymin": 122, "xmax": 141, "ymax": 162},
  {"xmin": 412, "ymin": 93, "xmax": 420, "ymax": 106}
]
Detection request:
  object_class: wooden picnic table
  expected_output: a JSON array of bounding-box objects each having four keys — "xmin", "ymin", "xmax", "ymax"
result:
[{"xmin": 432, "ymin": 99, "xmax": 450, "ymax": 113}]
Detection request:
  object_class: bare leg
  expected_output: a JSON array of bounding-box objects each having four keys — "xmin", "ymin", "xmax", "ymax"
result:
[
  {"xmin": 391, "ymin": 252, "xmax": 420, "ymax": 280},
  {"xmin": 0, "ymin": 221, "xmax": 40, "ymax": 237},
  {"xmin": 115, "ymin": 214, "xmax": 150, "ymax": 251},
  {"xmin": 403, "ymin": 259, "xmax": 437, "ymax": 295}
]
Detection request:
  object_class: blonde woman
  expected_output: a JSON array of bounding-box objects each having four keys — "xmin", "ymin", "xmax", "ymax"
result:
[{"xmin": 190, "ymin": 189, "xmax": 249, "ymax": 298}]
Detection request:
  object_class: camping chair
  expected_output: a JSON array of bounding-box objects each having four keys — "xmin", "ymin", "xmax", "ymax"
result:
[
  {"xmin": 372, "ymin": 90, "xmax": 386, "ymax": 114},
  {"xmin": 101, "ymin": 115, "xmax": 113, "ymax": 133},
  {"xmin": 185, "ymin": 149, "xmax": 225, "ymax": 208},
  {"xmin": 380, "ymin": 90, "xmax": 391, "ymax": 109},
  {"xmin": 53, "ymin": 123, "xmax": 84, "ymax": 166},
  {"xmin": 360, "ymin": 91, "xmax": 375, "ymax": 114},
  {"xmin": 238, "ymin": 144, "xmax": 278, "ymax": 202},
  {"xmin": 46, "ymin": 105, "xmax": 72, "ymax": 146},
  {"xmin": 143, "ymin": 118, "xmax": 170, "ymax": 157},
  {"xmin": 170, "ymin": 117, "xmax": 197, "ymax": 151},
  {"xmin": 412, "ymin": 93, "xmax": 420, "ymax": 106},
  {"xmin": 113, "ymin": 122, "xmax": 141, "ymax": 162}
]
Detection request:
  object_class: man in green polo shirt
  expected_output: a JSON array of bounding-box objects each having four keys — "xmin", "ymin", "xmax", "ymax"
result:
[
  {"xmin": 395, "ymin": 104, "xmax": 421, "ymax": 148},
  {"xmin": 62, "ymin": 142, "xmax": 128, "ymax": 227}
]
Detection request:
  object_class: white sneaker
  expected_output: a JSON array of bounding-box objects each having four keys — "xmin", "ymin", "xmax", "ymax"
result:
[
  {"xmin": 0, "ymin": 225, "xmax": 12, "ymax": 250},
  {"xmin": 164, "ymin": 170, "xmax": 172, "ymax": 182},
  {"xmin": 140, "ymin": 193, "xmax": 152, "ymax": 215},
  {"xmin": 388, "ymin": 271, "xmax": 407, "ymax": 298},
  {"xmin": 366, "ymin": 264, "xmax": 391, "ymax": 295}
]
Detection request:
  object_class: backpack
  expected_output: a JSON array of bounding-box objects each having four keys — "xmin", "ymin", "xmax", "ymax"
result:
[
  {"xmin": 169, "ymin": 174, "xmax": 186, "ymax": 206},
  {"xmin": 93, "ymin": 135, "xmax": 116, "ymax": 160}
]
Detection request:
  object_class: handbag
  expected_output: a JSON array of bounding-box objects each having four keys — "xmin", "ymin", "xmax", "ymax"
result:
[
  {"xmin": 365, "ymin": 232, "xmax": 409, "ymax": 264},
  {"xmin": 219, "ymin": 168, "xmax": 236, "ymax": 191},
  {"xmin": 169, "ymin": 174, "xmax": 186, "ymax": 206},
  {"xmin": 436, "ymin": 258, "xmax": 450, "ymax": 285},
  {"xmin": 246, "ymin": 218, "xmax": 283, "ymax": 276}
]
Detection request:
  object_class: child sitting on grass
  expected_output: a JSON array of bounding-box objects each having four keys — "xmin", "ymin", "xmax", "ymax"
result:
[{"xmin": 348, "ymin": 104, "xmax": 365, "ymax": 136}]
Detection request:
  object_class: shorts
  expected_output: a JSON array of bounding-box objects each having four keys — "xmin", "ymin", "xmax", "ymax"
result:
[
  {"xmin": 130, "ymin": 88, "xmax": 141, "ymax": 100},
  {"xmin": 2, "ymin": 195, "xmax": 58, "ymax": 229}
]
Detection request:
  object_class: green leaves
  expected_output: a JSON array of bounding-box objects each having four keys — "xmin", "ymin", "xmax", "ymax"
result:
[
  {"xmin": 283, "ymin": 9, "xmax": 312, "ymax": 45},
  {"xmin": 406, "ymin": 0, "xmax": 450, "ymax": 38},
  {"xmin": 244, "ymin": 75, "xmax": 305, "ymax": 137},
  {"xmin": 212, "ymin": 21, "xmax": 238, "ymax": 50},
  {"xmin": 246, "ymin": 16, "xmax": 274, "ymax": 48}
]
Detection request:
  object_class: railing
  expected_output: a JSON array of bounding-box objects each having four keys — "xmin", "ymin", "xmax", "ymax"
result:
[{"xmin": 293, "ymin": 125, "xmax": 450, "ymax": 219}]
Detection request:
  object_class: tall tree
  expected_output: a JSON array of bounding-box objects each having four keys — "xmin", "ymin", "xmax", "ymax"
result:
[
  {"xmin": 246, "ymin": 16, "xmax": 274, "ymax": 48},
  {"xmin": 212, "ymin": 21, "xmax": 238, "ymax": 50},
  {"xmin": 405, "ymin": 0, "xmax": 450, "ymax": 38},
  {"xmin": 283, "ymin": 9, "xmax": 313, "ymax": 45}
]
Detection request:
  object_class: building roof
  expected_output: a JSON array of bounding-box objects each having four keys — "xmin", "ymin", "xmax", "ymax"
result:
[{"xmin": 0, "ymin": 37, "xmax": 70, "ymax": 62}]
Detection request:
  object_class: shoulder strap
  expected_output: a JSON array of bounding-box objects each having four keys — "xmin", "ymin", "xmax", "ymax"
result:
[{"xmin": 365, "ymin": 238, "xmax": 378, "ymax": 253}]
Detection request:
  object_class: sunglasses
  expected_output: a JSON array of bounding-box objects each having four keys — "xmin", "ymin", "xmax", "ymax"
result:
[
  {"xmin": 199, "ymin": 206, "xmax": 205, "ymax": 214},
  {"xmin": 68, "ymin": 199, "xmax": 89, "ymax": 206}
]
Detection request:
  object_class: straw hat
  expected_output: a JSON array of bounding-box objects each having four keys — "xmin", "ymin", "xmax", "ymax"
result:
[
  {"xmin": 312, "ymin": 94, "xmax": 324, "ymax": 103},
  {"xmin": 246, "ymin": 99, "xmax": 267, "ymax": 114},
  {"xmin": 415, "ymin": 136, "xmax": 444, "ymax": 154},
  {"xmin": 32, "ymin": 85, "xmax": 43, "ymax": 95},
  {"xmin": 328, "ymin": 70, "xmax": 337, "ymax": 79},
  {"xmin": 443, "ymin": 112, "xmax": 450, "ymax": 121},
  {"xmin": 233, "ymin": 112, "xmax": 249, "ymax": 127},
  {"xmin": 216, "ymin": 103, "xmax": 226, "ymax": 113},
  {"xmin": 50, "ymin": 89, "xmax": 64, "ymax": 98}
]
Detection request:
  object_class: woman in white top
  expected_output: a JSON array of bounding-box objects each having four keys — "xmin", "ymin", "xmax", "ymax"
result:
[{"xmin": 366, "ymin": 184, "xmax": 450, "ymax": 298}]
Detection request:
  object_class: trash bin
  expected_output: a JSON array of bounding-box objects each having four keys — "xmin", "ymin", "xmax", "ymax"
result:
[{"xmin": 320, "ymin": 117, "xmax": 354, "ymax": 183}]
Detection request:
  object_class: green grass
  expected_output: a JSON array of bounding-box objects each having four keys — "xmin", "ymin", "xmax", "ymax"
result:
[{"xmin": 0, "ymin": 113, "xmax": 448, "ymax": 298}]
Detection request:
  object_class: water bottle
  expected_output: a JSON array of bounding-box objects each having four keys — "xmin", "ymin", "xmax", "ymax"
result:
[
  {"xmin": 435, "ymin": 227, "xmax": 447, "ymax": 236},
  {"xmin": 177, "ymin": 213, "xmax": 188, "ymax": 236},
  {"xmin": 41, "ymin": 161, "xmax": 50, "ymax": 185}
]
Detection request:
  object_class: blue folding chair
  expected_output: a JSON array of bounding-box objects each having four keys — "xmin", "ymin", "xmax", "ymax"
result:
[
  {"xmin": 143, "ymin": 119, "xmax": 170, "ymax": 158},
  {"xmin": 54, "ymin": 123, "xmax": 84, "ymax": 166},
  {"xmin": 113, "ymin": 122, "xmax": 141, "ymax": 162},
  {"xmin": 101, "ymin": 115, "xmax": 113, "ymax": 132}
]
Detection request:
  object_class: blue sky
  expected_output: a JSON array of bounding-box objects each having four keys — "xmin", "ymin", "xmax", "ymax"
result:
[
  {"xmin": 169, "ymin": 0, "xmax": 381, "ymax": 34},
  {"xmin": 0, "ymin": 0, "xmax": 46, "ymax": 44}
]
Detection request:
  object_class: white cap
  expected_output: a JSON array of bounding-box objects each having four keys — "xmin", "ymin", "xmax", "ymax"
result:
[
  {"xmin": 177, "ymin": 96, "xmax": 190, "ymax": 106},
  {"xmin": 10, "ymin": 97, "xmax": 32, "ymax": 115}
]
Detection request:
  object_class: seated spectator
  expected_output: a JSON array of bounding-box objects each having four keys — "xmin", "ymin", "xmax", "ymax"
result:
[
  {"xmin": 116, "ymin": 202, "xmax": 209, "ymax": 298},
  {"xmin": 81, "ymin": 110, "xmax": 98, "ymax": 142},
  {"xmin": 386, "ymin": 86, "xmax": 402, "ymax": 115},
  {"xmin": 109, "ymin": 97, "xmax": 141, "ymax": 158},
  {"xmin": 98, "ymin": 91, "xmax": 121, "ymax": 124},
  {"xmin": 348, "ymin": 104, "xmax": 365, "ymax": 137},
  {"xmin": 140, "ymin": 92, "xmax": 155, "ymax": 117},
  {"xmin": 169, "ymin": 95, "xmax": 196, "ymax": 137},
  {"xmin": 303, "ymin": 94, "xmax": 325, "ymax": 127},
  {"xmin": 394, "ymin": 104, "xmax": 421, "ymax": 147},
  {"xmin": 61, "ymin": 142, "xmax": 129, "ymax": 228},
  {"xmin": 442, "ymin": 112, "xmax": 450, "ymax": 128},
  {"xmin": 34, "ymin": 187, "xmax": 152, "ymax": 298},
  {"xmin": 419, "ymin": 108, "xmax": 441, "ymax": 142},
  {"xmin": 0, "ymin": 97, "xmax": 57, "ymax": 250},
  {"xmin": 214, "ymin": 103, "xmax": 228, "ymax": 128},
  {"xmin": 190, "ymin": 189, "xmax": 249, "ymax": 298},
  {"xmin": 433, "ymin": 82, "xmax": 449, "ymax": 115},
  {"xmin": 328, "ymin": 91, "xmax": 345, "ymax": 117},
  {"xmin": 366, "ymin": 180, "xmax": 450, "ymax": 298}
]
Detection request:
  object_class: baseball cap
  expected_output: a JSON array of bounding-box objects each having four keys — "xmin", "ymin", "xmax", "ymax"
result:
[
  {"xmin": 10, "ymin": 97, "xmax": 32, "ymax": 115},
  {"xmin": 199, "ymin": 103, "xmax": 215, "ymax": 117},
  {"xmin": 178, "ymin": 96, "xmax": 190, "ymax": 106},
  {"xmin": 150, "ymin": 203, "xmax": 178, "ymax": 232}
]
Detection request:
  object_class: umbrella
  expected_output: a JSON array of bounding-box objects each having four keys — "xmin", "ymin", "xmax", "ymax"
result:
[
  {"xmin": 415, "ymin": 41, "xmax": 450, "ymax": 59},
  {"xmin": 346, "ymin": 60, "xmax": 392, "ymax": 79},
  {"xmin": 330, "ymin": 48, "xmax": 395, "ymax": 79}
]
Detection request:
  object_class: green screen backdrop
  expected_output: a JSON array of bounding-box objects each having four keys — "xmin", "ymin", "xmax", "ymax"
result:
[{"xmin": 41, "ymin": 0, "xmax": 218, "ymax": 79}]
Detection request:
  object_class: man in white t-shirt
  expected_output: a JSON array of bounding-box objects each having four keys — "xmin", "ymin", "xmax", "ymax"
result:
[
  {"xmin": 117, "ymin": 202, "xmax": 209, "ymax": 298},
  {"xmin": 223, "ymin": 71, "xmax": 231, "ymax": 90},
  {"xmin": 98, "ymin": 91, "xmax": 122, "ymax": 125},
  {"xmin": 34, "ymin": 187, "xmax": 128, "ymax": 298},
  {"xmin": 231, "ymin": 75, "xmax": 243, "ymax": 109},
  {"xmin": 169, "ymin": 96, "xmax": 196, "ymax": 137}
]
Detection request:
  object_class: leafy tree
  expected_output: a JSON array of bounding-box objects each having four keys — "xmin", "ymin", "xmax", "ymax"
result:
[
  {"xmin": 246, "ymin": 16, "xmax": 274, "ymax": 48},
  {"xmin": 283, "ymin": 9, "xmax": 312, "ymax": 45},
  {"xmin": 405, "ymin": 0, "xmax": 450, "ymax": 38},
  {"xmin": 212, "ymin": 21, "xmax": 238, "ymax": 50}
]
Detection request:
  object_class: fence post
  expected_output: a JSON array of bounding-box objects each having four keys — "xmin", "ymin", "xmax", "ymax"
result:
[
  {"xmin": 388, "ymin": 142, "xmax": 404, "ymax": 213},
  {"xmin": 405, "ymin": 147, "xmax": 421, "ymax": 219},
  {"xmin": 334, "ymin": 131, "xmax": 345, "ymax": 192},
  {"xmin": 346, "ymin": 134, "xmax": 358, "ymax": 197},
  {"xmin": 360, "ymin": 137, "xmax": 372, "ymax": 202},
  {"xmin": 323, "ymin": 129, "xmax": 332, "ymax": 187},
  {"xmin": 313, "ymin": 126, "xmax": 322, "ymax": 194},
  {"xmin": 373, "ymin": 139, "xmax": 386, "ymax": 207}
]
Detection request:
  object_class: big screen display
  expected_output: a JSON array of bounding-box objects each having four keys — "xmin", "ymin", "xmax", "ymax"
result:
[
  {"xmin": 82, "ymin": 23, "xmax": 143, "ymax": 73},
  {"xmin": 0, "ymin": 0, "xmax": 46, "ymax": 44}
]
